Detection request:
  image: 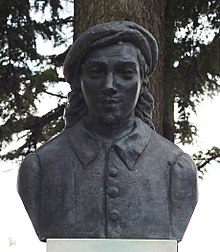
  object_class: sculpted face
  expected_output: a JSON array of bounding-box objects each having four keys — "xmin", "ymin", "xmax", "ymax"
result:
[{"xmin": 80, "ymin": 42, "xmax": 142, "ymax": 125}]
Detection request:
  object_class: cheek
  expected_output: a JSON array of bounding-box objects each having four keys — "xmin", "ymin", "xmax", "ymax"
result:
[
  {"xmin": 80, "ymin": 79, "xmax": 103, "ymax": 111},
  {"xmin": 118, "ymin": 81, "xmax": 141, "ymax": 113},
  {"xmin": 81, "ymin": 80, "xmax": 95, "ymax": 99},
  {"xmin": 121, "ymin": 80, "xmax": 141, "ymax": 99},
  {"xmin": 81, "ymin": 76, "xmax": 103, "ymax": 94}
]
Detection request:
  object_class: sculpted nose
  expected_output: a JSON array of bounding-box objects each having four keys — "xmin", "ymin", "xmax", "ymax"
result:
[{"xmin": 102, "ymin": 72, "xmax": 116, "ymax": 95}]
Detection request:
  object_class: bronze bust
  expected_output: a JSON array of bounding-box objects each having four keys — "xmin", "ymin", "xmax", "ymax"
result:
[{"xmin": 17, "ymin": 21, "xmax": 197, "ymax": 242}]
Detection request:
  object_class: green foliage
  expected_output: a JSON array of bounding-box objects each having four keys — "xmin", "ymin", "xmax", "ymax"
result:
[
  {"xmin": 165, "ymin": 0, "xmax": 220, "ymax": 143},
  {"xmin": 0, "ymin": 0, "xmax": 73, "ymax": 160}
]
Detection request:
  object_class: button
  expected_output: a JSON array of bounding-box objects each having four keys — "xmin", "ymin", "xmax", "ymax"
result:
[
  {"xmin": 109, "ymin": 209, "xmax": 119, "ymax": 221},
  {"xmin": 107, "ymin": 187, "xmax": 119, "ymax": 198},
  {"xmin": 108, "ymin": 167, "xmax": 118, "ymax": 177}
]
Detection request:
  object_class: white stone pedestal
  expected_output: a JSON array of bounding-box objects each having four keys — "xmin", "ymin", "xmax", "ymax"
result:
[{"xmin": 47, "ymin": 239, "xmax": 177, "ymax": 252}]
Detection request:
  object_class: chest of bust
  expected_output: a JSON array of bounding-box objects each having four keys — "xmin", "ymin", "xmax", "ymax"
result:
[{"xmin": 39, "ymin": 142, "xmax": 173, "ymax": 240}]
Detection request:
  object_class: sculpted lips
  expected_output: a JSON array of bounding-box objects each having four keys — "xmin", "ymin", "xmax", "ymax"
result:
[{"xmin": 98, "ymin": 96, "xmax": 121, "ymax": 104}]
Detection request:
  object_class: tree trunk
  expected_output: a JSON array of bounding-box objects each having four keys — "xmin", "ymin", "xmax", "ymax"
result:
[
  {"xmin": 163, "ymin": 0, "xmax": 176, "ymax": 142},
  {"xmin": 74, "ymin": 0, "xmax": 166, "ymax": 135}
]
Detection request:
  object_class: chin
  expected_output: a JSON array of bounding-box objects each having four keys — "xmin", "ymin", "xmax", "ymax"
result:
[{"xmin": 101, "ymin": 113, "xmax": 121, "ymax": 125}]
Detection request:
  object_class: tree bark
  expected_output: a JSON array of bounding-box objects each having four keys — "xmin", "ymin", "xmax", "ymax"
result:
[
  {"xmin": 74, "ymin": 0, "xmax": 166, "ymax": 135},
  {"xmin": 163, "ymin": 0, "xmax": 176, "ymax": 142}
]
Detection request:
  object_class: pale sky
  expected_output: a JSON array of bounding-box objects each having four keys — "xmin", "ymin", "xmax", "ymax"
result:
[{"xmin": 0, "ymin": 94, "xmax": 220, "ymax": 251}]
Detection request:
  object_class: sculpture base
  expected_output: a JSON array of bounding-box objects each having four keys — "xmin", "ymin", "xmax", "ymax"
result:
[{"xmin": 47, "ymin": 239, "xmax": 177, "ymax": 252}]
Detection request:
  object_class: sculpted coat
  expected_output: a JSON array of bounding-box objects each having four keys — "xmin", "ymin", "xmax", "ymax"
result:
[{"xmin": 18, "ymin": 117, "xmax": 197, "ymax": 242}]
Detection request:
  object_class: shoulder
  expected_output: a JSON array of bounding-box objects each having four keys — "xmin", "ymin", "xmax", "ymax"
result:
[
  {"xmin": 143, "ymin": 126, "xmax": 197, "ymax": 194},
  {"xmin": 18, "ymin": 153, "xmax": 39, "ymax": 179},
  {"xmin": 17, "ymin": 152, "xmax": 40, "ymax": 200},
  {"xmin": 145, "ymin": 129, "xmax": 184, "ymax": 165},
  {"xmin": 173, "ymin": 152, "xmax": 197, "ymax": 175},
  {"xmin": 18, "ymin": 130, "xmax": 70, "ymax": 175},
  {"xmin": 36, "ymin": 130, "xmax": 68, "ymax": 154},
  {"xmin": 153, "ymin": 130, "xmax": 197, "ymax": 173},
  {"xmin": 143, "ymin": 126, "xmax": 197, "ymax": 178},
  {"xmin": 150, "ymin": 129, "xmax": 182, "ymax": 154},
  {"xmin": 171, "ymin": 152, "xmax": 198, "ymax": 197},
  {"xmin": 36, "ymin": 119, "xmax": 84, "ymax": 157}
]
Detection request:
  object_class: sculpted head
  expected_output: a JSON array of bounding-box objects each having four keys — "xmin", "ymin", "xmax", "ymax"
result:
[{"xmin": 63, "ymin": 21, "xmax": 158, "ymax": 128}]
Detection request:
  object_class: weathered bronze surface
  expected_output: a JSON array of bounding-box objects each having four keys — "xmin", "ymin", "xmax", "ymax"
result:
[{"xmin": 17, "ymin": 21, "xmax": 198, "ymax": 242}]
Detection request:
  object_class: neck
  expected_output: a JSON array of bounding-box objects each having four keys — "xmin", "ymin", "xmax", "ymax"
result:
[{"xmin": 84, "ymin": 113, "xmax": 135, "ymax": 144}]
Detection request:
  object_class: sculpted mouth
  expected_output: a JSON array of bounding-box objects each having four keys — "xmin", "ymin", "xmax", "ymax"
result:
[{"xmin": 99, "ymin": 97, "xmax": 120, "ymax": 104}]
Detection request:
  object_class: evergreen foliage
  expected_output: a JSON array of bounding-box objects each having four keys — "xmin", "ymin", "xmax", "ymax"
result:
[
  {"xmin": 0, "ymin": 0, "xmax": 72, "ymax": 159},
  {"xmin": 164, "ymin": 0, "xmax": 220, "ymax": 143},
  {"xmin": 0, "ymin": 0, "xmax": 219, "ymax": 170}
]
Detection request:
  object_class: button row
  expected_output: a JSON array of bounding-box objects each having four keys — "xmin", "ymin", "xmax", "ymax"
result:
[{"xmin": 107, "ymin": 168, "xmax": 119, "ymax": 223}]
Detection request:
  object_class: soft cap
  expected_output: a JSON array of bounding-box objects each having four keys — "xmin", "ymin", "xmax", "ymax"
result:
[{"xmin": 63, "ymin": 21, "xmax": 158, "ymax": 85}]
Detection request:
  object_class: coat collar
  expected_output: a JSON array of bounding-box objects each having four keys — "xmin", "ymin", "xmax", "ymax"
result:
[{"xmin": 67, "ymin": 117, "xmax": 152, "ymax": 171}]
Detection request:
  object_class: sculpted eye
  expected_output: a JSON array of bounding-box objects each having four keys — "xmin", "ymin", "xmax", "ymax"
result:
[
  {"xmin": 119, "ymin": 68, "xmax": 136, "ymax": 79},
  {"xmin": 82, "ymin": 61, "xmax": 106, "ymax": 79},
  {"xmin": 116, "ymin": 62, "xmax": 138, "ymax": 79},
  {"xmin": 88, "ymin": 68, "xmax": 103, "ymax": 78}
]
